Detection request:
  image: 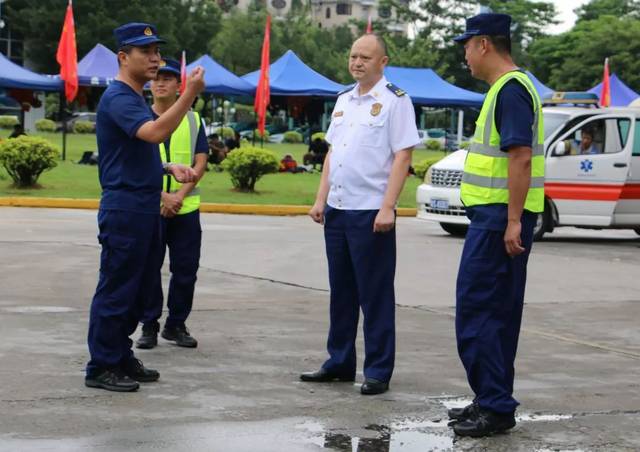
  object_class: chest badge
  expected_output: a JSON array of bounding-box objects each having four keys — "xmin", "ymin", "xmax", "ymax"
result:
[
  {"xmin": 370, "ymin": 103, "xmax": 383, "ymax": 117},
  {"xmin": 333, "ymin": 111, "xmax": 344, "ymax": 118}
]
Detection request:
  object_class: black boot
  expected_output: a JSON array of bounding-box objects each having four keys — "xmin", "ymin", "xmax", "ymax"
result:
[
  {"xmin": 448, "ymin": 401, "xmax": 478, "ymax": 422},
  {"xmin": 136, "ymin": 323, "xmax": 158, "ymax": 349},
  {"xmin": 85, "ymin": 368, "xmax": 139, "ymax": 392},
  {"xmin": 121, "ymin": 357, "xmax": 160, "ymax": 382},
  {"xmin": 161, "ymin": 324, "xmax": 198, "ymax": 348},
  {"xmin": 453, "ymin": 408, "xmax": 516, "ymax": 437}
]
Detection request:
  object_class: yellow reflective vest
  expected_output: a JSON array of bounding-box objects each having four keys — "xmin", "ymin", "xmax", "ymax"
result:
[
  {"xmin": 160, "ymin": 111, "xmax": 201, "ymax": 215},
  {"xmin": 461, "ymin": 70, "xmax": 545, "ymax": 213}
]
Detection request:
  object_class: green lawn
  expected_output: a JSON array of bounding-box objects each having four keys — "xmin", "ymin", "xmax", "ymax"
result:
[{"xmin": 0, "ymin": 130, "xmax": 442, "ymax": 207}]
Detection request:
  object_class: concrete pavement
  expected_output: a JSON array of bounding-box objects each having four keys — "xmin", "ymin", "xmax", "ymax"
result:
[{"xmin": 0, "ymin": 207, "xmax": 639, "ymax": 451}]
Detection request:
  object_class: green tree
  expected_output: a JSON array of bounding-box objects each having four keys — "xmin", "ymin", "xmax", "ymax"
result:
[
  {"xmin": 210, "ymin": 8, "xmax": 353, "ymax": 82},
  {"xmin": 380, "ymin": 0, "xmax": 557, "ymax": 90},
  {"xmin": 5, "ymin": 0, "xmax": 221, "ymax": 73},
  {"xmin": 575, "ymin": 0, "xmax": 640, "ymax": 21},
  {"xmin": 529, "ymin": 15, "xmax": 640, "ymax": 92}
]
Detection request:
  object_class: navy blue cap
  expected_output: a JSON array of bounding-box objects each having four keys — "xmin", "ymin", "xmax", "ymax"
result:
[
  {"xmin": 114, "ymin": 22, "xmax": 166, "ymax": 48},
  {"xmin": 157, "ymin": 58, "xmax": 181, "ymax": 76},
  {"xmin": 453, "ymin": 13, "xmax": 512, "ymax": 43}
]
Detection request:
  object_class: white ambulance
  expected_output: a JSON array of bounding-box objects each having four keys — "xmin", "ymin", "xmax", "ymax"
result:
[{"xmin": 416, "ymin": 93, "xmax": 640, "ymax": 239}]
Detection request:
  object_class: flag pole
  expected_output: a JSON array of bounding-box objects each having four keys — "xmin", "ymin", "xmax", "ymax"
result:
[{"xmin": 59, "ymin": 93, "xmax": 67, "ymax": 161}]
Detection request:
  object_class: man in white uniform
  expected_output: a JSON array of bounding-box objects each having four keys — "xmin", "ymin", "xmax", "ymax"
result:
[{"xmin": 300, "ymin": 34, "xmax": 420, "ymax": 395}]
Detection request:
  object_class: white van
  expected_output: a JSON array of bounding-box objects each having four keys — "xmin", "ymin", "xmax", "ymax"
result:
[{"xmin": 416, "ymin": 98, "xmax": 640, "ymax": 239}]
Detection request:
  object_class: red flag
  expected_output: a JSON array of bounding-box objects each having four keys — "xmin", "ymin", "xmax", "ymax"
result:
[
  {"xmin": 254, "ymin": 15, "xmax": 271, "ymax": 137},
  {"xmin": 600, "ymin": 57, "xmax": 611, "ymax": 107},
  {"xmin": 56, "ymin": 0, "xmax": 78, "ymax": 103},
  {"xmin": 366, "ymin": 14, "xmax": 373, "ymax": 33},
  {"xmin": 179, "ymin": 50, "xmax": 187, "ymax": 95}
]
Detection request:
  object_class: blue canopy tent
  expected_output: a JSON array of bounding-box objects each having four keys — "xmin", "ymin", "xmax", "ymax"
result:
[
  {"xmin": 526, "ymin": 71, "xmax": 554, "ymax": 98},
  {"xmin": 77, "ymin": 44, "xmax": 118, "ymax": 87},
  {"xmin": 242, "ymin": 50, "xmax": 346, "ymax": 96},
  {"xmin": 0, "ymin": 52, "xmax": 61, "ymax": 91},
  {"xmin": 588, "ymin": 73, "xmax": 640, "ymax": 106},
  {"xmin": 384, "ymin": 66, "xmax": 484, "ymax": 107},
  {"xmin": 187, "ymin": 54, "xmax": 254, "ymax": 96}
]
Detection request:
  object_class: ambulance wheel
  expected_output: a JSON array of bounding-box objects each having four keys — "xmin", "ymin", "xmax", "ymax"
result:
[
  {"xmin": 533, "ymin": 209, "xmax": 550, "ymax": 241},
  {"xmin": 440, "ymin": 222, "xmax": 468, "ymax": 237}
]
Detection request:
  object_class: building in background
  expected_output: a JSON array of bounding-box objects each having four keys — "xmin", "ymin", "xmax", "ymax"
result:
[{"xmin": 231, "ymin": 0, "xmax": 410, "ymax": 34}]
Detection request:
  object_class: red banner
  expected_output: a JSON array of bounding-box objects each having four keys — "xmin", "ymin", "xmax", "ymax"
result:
[
  {"xmin": 56, "ymin": 1, "xmax": 78, "ymax": 103},
  {"xmin": 600, "ymin": 57, "xmax": 610, "ymax": 107},
  {"xmin": 254, "ymin": 15, "xmax": 271, "ymax": 137}
]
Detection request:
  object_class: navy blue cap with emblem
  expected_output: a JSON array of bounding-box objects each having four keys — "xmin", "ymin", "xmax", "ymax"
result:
[
  {"xmin": 453, "ymin": 13, "xmax": 512, "ymax": 43},
  {"xmin": 114, "ymin": 22, "xmax": 166, "ymax": 49},
  {"xmin": 157, "ymin": 58, "xmax": 181, "ymax": 77}
]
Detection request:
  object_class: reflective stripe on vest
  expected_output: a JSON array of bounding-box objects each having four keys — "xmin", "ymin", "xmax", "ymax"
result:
[
  {"xmin": 460, "ymin": 71, "xmax": 545, "ymax": 213},
  {"xmin": 160, "ymin": 111, "xmax": 201, "ymax": 215}
]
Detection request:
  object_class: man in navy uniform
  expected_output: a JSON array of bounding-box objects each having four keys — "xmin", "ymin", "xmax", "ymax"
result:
[
  {"xmin": 300, "ymin": 34, "xmax": 420, "ymax": 395},
  {"xmin": 136, "ymin": 58, "xmax": 209, "ymax": 349},
  {"xmin": 448, "ymin": 14, "xmax": 545, "ymax": 436},
  {"xmin": 85, "ymin": 23, "xmax": 205, "ymax": 392}
]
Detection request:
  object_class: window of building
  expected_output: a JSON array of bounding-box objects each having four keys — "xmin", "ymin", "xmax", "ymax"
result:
[
  {"xmin": 336, "ymin": 3, "xmax": 352, "ymax": 15},
  {"xmin": 326, "ymin": 7, "xmax": 331, "ymax": 18}
]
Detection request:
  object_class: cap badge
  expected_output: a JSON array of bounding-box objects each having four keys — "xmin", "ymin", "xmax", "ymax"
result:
[{"xmin": 144, "ymin": 27, "xmax": 153, "ymax": 36}]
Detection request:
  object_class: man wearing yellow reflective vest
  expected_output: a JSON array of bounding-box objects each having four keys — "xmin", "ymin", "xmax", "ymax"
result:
[
  {"xmin": 136, "ymin": 58, "xmax": 209, "ymax": 349},
  {"xmin": 448, "ymin": 13, "xmax": 544, "ymax": 437}
]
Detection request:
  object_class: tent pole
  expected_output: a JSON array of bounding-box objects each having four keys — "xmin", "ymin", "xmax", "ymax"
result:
[{"xmin": 457, "ymin": 109, "xmax": 464, "ymax": 150}]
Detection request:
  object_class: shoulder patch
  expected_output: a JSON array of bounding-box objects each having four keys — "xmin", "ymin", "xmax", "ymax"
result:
[
  {"xmin": 386, "ymin": 83, "xmax": 405, "ymax": 97},
  {"xmin": 337, "ymin": 84, "xmax": 355, "ymax": 97}
]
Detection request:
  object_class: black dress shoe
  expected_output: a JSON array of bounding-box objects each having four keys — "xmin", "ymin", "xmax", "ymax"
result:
[
  {"xmin": 453, "ymin": 408, "xmax": 516, "ymax": 437},
  {"xmin": 85, "ymin": 369, "xmax": 140, "ymax": 392},
  {"xmin": 360, "ymin": 378, "xmax": 389, "ymax": 395},
  {"xmin": 121, "ymin": 358, "xmax": 160, "ymax": 382},
  {"xmin": 448, "ymin": 401, "xmax": 478, "ymax": 421},
  {"xmin": 300, "ymin": 368, "xmax": 355, "ymax": 382},
  {"xmin": 136, "ymin": 324, "xmax": 158, "ymax": 349},
  {"xmin": 161, "ymin": 325, "xmax": 198, "ymax": 348}
]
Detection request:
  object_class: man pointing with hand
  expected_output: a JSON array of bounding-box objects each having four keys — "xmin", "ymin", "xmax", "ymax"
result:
[{"xmin": 85, "ymin": 22, "xmax": 205, "ymax": 392}]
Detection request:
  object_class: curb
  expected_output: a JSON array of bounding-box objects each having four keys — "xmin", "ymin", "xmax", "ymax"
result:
[{"xmin": 0, "ymin": 197, "xmax": 418, "ymax": 217}]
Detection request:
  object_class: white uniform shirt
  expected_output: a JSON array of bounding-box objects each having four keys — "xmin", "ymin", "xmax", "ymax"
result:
[{"xmin": 325, "ymin": 76, "xmax": 420, "ymax": 210}]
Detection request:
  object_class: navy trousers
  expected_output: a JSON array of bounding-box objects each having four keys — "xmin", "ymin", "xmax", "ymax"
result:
[
  {"xmin": 455, "ymin": 214, "xmax": 535, "ymax": 414},
  {"xmin": 322, "ymin": 207, "xmax": 396, "ymax": 382},
  {"xmin": 86, "ymin": 209, "xmax": 162, "ymax": 376},
  {"xmin": 141, "ymin": 209, "xmax": 202, "ymax": 329}
]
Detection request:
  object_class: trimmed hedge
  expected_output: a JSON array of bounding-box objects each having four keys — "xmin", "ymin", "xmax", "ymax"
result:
[
  {"xmin": 425, "ymin": 139, "xmax": 443, "ymax": 151},
  {"xmin": 254, "ymin": 128, "xmax": 270, "ymax": 139},
  {"xmin": 73, "ymin": 120, "xmax": 94, "ymax": 134},
  {"xmin": 283, "ymin": 131, "xmax": 303, "ymax": 143},
  {"xmin": 221, "ymin": 146, "xmax": 279, "ymax": 191},
  {"xmin": 413, "ymin": 157, "xmax": 442, "ymax": 179},
  {"xmin": 0, "ymin": 115, "xmax": 19, "ymax": 129},
  {"xmin": 0, "ymin": 136, "xmax": 59, "ymax": 187},
  {"xmin": 213, "ymin": 126, "xmax": 235, "ymax": 139},
  {"xmin": 35, "ymin": 118, "xmax": 57, "ymax": 132},
  {"xmin": 311, "ymin": 132, "xmax": 326, "ymax": 142}
]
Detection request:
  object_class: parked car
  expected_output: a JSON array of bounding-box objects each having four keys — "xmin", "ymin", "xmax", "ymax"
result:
[{"xmin": 416, "ymin": 92, "xmax": 640, "ymax": 239}]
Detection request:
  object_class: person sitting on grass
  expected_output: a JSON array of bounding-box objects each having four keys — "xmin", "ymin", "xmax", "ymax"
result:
[{"xmin": 279, "ymin": 154, "xmax": 306, "ymax": 173}]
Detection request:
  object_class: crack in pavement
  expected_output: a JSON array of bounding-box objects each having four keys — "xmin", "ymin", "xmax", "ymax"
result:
[{"xmin": 405, "ymin": 304, "xmax": 640, "ymax": 361}]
